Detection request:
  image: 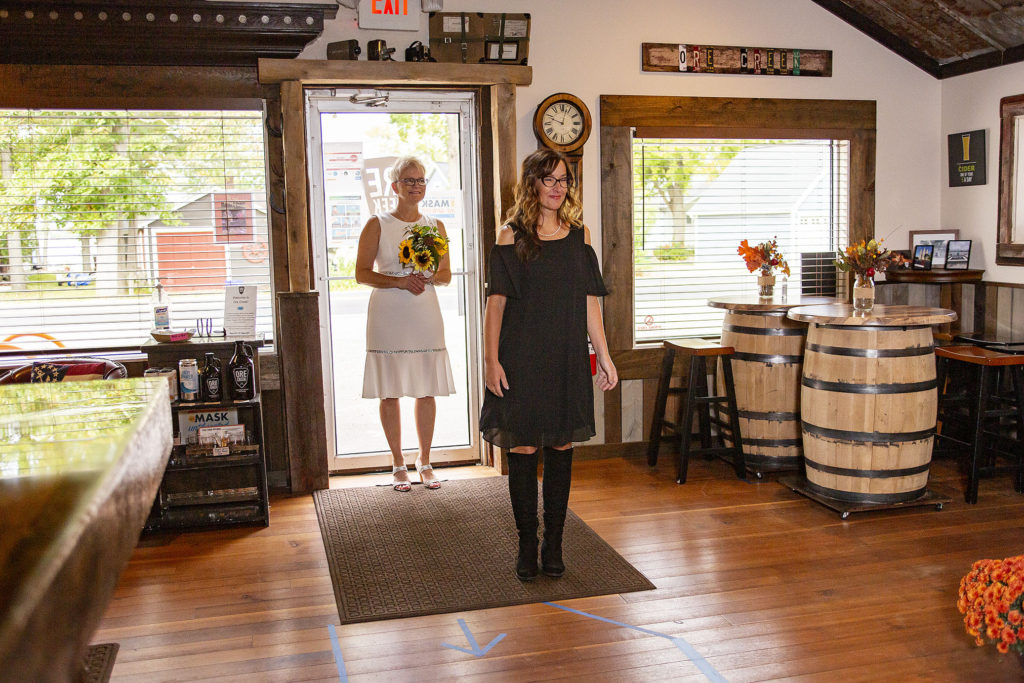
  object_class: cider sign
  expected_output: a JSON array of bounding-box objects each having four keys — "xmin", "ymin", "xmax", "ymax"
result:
[{"xmin": 358, "ymin": 0, "xmax": 419, "ymax": 31}]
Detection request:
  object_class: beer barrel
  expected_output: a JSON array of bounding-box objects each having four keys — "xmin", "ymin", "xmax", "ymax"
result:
[
  {"xmin": 800, "ymin": 323, "xmax": 937, "ymax": 503},
  {"xmin": 718, "ymin": 310, "xmax": 807, "ymax": 473}
]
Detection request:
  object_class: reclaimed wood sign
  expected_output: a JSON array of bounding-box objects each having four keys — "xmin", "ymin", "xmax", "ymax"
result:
[{"xmin": 642, "ymin": 43, "xmax": 832, "ymax": 77}]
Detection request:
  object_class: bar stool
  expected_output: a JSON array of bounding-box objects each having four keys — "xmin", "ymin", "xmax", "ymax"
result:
[
  {"xmin": 934, "ymin": 345, "xmax": 1024, "ymax": 504},
  {"xmin": 646, "ymin": 340, "xmax": 746, "ymax": 484}
]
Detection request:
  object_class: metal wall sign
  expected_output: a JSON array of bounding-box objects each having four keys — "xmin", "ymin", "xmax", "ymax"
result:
[
  {"xmin": 948, "ymin": 129, "xmax": 987, "ymax": 187},
  {"xmin": 642, "ymin": 42, "xmax": 832, "ymax": 77}
]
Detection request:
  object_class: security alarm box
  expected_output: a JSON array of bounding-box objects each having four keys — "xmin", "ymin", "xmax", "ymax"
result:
[{"xmin": 428, "ymin": 12, "xmax": 530, "ymax": 65}]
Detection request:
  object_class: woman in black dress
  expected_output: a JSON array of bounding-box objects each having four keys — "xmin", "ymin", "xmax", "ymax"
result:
[{"xmin": 480, "ymin": 149, "xmax": 618, "ymax": 581}]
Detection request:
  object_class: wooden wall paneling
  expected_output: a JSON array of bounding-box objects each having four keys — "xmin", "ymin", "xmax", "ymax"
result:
[
  {"xmin": 1012, "ymin": 288, "xmax": 1024, "ymax": 336},
  {"xmin": 0, "ymin": 64, "xmax": 261, "ymax": 109},
  {"xmin": 997, "ymin": 285, "xmax": 1014, "ymax": 339},
  {"xmin": 280, "ymin": 80, "xmax": 311, "ymax": 293},
  {"xmin": 985, "ymin": 284, "xmax": 999, "ymax": 336},
  {"xmin": 599, "ymin": 123, "xmax": 634, "ymax": 351},
  {"xmin": 974, "ymin": 283, "xmax": 987, "ymax": 334},
  {"xmin": 604, "ymin": 384, "xmax": 622, "ymax": 444},
  {"xmin": 620, "ymin": 380, "xmax": 644, "ymax": 442},
  {"xmin": 960, "ymin": 284, "xmax": 975, "ymax": 334},
  {"xmin": 277, "ymin": 292, "xmax": 329, "ymax": 493}
]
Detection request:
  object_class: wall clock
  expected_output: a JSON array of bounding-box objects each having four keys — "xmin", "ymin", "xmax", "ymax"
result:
[{"xmin": 533, "ymin": 92, "xmax": 592, "ymax": 154}]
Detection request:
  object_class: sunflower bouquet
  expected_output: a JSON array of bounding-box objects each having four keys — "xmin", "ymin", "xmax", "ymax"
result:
[
  {"xmin": 399, "ymin": 223, "xmax": 448, "ymax": 273},
  {"xmin": 957, "ymin": 554, "xmax": 1024, "ymax": 655}
]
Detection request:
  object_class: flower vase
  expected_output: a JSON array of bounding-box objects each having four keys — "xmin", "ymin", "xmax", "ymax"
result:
[
  {"xmin": 853, "ymin": 272, "xmax": 875, "ymax": 311},
  {"xmin": 757, "ymin": 273, "xmax": 776, "ymax": 298}
]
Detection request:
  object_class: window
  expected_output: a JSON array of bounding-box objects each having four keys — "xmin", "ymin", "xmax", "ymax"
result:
[
  {"xmin": 0, "ymin": 109, "xmax": 273, "ymax": 352},
  {"xmin": 633, "ymin": 137, "xmax": 849, "ymax": 340}
]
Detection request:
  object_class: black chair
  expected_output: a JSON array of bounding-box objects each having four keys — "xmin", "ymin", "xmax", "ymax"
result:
[
  {"xmin": 647, "ymin": 339, "xmax": 746, "ymax": 484},
  {"xmin": 934, "ymin": 345, "xmax": 1024, "ymax": 504}
]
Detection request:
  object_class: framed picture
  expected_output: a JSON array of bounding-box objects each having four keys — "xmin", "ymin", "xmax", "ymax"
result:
[
  {"xmin": 913, "ymin": 244, "xmax": 935, "ymax": 270},
  {"xmin": 945, "ymin": 240, "xmax": 973, "ymax": 269},
  {"xmin": 910, "ymin": 229, "xmax": 959, "ymax": 268}
]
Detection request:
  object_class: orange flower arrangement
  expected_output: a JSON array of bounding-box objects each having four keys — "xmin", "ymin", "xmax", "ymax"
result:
[
  {"xmin": 833, "ymin": 238, "xmax": 894, "ymax": 277},
  {"xmin": 738, "ymin": 237, "xmax": 790, "ymax": 276},
  {"xmin": 957, "ymin": 554, "xmax": 1024, "ymax": 655}
]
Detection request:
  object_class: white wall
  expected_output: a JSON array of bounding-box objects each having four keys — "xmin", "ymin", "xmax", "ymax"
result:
[
  {"xmin": 941, "ymin": 61, "xmax": 1024, "ymax": 283},
  {"xmin": 300, "ymin": 0, "xmax": 943, "ymax": 259}
]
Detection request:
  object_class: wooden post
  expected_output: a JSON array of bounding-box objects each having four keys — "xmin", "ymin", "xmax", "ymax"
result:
[{"xmin": 280, "ymin": 80, "xmax": 310, "ymax": 293}]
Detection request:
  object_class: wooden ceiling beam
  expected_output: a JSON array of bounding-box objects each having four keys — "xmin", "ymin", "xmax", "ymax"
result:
[{"xmin": 808, "ymin": 0, "xmax": 942, "ymax": 77}]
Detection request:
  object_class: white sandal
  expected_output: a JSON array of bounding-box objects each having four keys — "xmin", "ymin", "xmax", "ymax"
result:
[
  {"xmin": 416, "ymin": 464, "xmax": 442, "ymax": 490},
  {"xmin": 391, "ymin": 465, "xmax": 412, "ymax": 492}
]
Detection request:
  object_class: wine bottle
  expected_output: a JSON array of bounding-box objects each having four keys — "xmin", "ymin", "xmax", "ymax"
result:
[
  {"xmin": 228, "ymin": 340, "xmax": 256, "ymax": 400},
  {"xmin": 200, "ymin": 352, "xmax": 222, "ymax": 402}
]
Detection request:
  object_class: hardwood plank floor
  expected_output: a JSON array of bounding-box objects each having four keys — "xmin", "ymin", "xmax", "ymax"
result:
[{"xmin": 95, "ymin": 454, "xmax": 1024, "ymax": 681}]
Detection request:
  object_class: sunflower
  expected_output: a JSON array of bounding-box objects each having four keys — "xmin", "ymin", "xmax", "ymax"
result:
[
  {"xmin": 413, "ymin": 249, "xmax": 434, "ymax": 271},
  {"xmin": 434, "ymin": 236, "xmax": 448, "ymax": 257},
  {"xmin": 398, "ymin": 239, "xmax": 414, "ymax": 265}
]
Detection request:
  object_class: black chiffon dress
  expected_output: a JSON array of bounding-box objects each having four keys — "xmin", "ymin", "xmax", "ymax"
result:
[{"xmin": 479, "ymin": 225, "xmax": 609, "ymax": 449}]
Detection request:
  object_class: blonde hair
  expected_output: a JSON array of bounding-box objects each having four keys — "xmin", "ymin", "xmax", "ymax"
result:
[
  {"xmin": 389, "ymin": 156, "xmax": 426, "ymax": 183},
  {"xmin": 505, "ymin": 149, "xmax": 583, "ymax": 262}
]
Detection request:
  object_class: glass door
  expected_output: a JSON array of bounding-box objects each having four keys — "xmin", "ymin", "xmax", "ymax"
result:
[{"xmin": 306, "ymin": 89, "xmax": 481, "ymax": 472}]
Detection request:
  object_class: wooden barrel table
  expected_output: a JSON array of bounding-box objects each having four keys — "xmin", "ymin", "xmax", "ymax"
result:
[
  {"xmin": 709, "ymin": 294, "xmax": 837, "ymax": 476},
  {"xmin": 787, "ymin": 304, "xmax": 957, "ymax": 505}
]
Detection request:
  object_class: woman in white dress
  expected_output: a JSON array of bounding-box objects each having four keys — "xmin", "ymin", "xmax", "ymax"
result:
[{"xmin": 355, "ymin": 156, "xmax": 456, "ymax": 491}]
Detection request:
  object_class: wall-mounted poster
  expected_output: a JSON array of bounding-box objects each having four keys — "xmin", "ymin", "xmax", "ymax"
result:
[
  {"xmin": 948, "ymin": 129, "xmax": 987, "ymax": 187},
  {"xmin": 641, "ymin": 42, "xmax": 832, "ymax": 77}
]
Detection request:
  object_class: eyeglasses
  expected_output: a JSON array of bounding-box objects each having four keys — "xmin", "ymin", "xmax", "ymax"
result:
[
  {"xmin": 398, "ymin": 178, "xmax": 428, "ymax": 187},
  {"xmin": 540, "ymin": 175, "xmax": 573, "ymax": 188}
]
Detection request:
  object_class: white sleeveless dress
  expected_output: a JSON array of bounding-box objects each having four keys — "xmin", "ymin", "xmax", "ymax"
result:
[{"xmin": 362, "ymin": 212, "xmax": 456, "ymax": 399}]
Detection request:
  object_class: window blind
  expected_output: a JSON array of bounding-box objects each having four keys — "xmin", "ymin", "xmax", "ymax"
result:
[
  {"xmin": 633, "ymin": 137, "xmax": 849, "ymax": 341},
  {"xmin": 0, "ymin": 110, "xmax": 273, "ymax": 353}
]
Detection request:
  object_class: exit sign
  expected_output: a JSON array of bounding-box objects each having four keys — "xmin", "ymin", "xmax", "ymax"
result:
[{"xmin": 358, "ymin": 0, "xmax": 419, "ymax": 31}]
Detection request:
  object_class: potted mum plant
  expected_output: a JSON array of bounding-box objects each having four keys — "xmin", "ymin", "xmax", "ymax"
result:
[
  {"xmin": 958, "ymin": 554, "xmax": 1024, "ymax": 664},
  {"xmin": 738, "ymin": 237, "xmax": 790, "ymax": 298}
]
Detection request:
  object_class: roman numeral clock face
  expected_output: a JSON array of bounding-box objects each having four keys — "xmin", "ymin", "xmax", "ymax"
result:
[
  {"xmin": 542, "ymin": 102, "xmax": 584, "ymax": 146},
  {"xmin": 534, "ymin": 94, "xmax": 591, "ymax": 153}
]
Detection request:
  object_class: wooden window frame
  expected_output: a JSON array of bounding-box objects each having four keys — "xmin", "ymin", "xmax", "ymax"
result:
[
  {"xmin": 599, "ymin": 95, "xmax": 877, "ymax": 352},
  {"xmin": 996, "ymin": 94, "xmax": 1024, "ymax": 265}
]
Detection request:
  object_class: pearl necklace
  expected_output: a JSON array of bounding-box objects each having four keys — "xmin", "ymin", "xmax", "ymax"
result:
[{"xmin": 537, "ymin": 221, "xmax": 563, "ymax": 238}]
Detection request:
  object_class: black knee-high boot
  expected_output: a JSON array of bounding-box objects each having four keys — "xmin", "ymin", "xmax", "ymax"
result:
[
  {"xmin": 507, "ymin": 451, "xmax": 539, "ymax": 581},
  {"xmin": 541, "ymin": 447, "xmax": 573, "ymax": 577}
]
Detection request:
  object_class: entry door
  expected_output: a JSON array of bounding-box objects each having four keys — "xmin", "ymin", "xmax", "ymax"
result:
[{"xmin": 306, "ymin": 89, "xmax": 482, "ymax": 472}]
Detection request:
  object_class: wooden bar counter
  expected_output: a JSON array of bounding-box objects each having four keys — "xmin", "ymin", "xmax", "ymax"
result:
[
  {"xmin": 787, "ymin": 304, "xmax": 956, "ymax": 506},
  {"xmin": 0, "ymin": 378, "xmax": 172, "ymax": 681},
  {"xmin": 708, "ymin": 294, "xmax": 837, "ymax": 475}
]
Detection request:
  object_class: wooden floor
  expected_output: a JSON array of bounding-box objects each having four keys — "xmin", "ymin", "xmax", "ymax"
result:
[{"xmin": 95, "ymin": 453, "xmax": 1024, "ymax": 681}]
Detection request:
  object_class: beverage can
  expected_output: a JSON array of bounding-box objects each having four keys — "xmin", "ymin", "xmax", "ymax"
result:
[
  {"xmin": 178, "ymin": 359, "xmax": 199, "ymax": 401},
  {"xmin": 145, "ymin": 367, "xmax": 179, "ymax": 402}
]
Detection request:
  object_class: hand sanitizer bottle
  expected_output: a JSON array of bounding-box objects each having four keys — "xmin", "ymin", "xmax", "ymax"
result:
[{"xmin": 152, "ymin": 282, "xmax": 171, "ymax": 330}]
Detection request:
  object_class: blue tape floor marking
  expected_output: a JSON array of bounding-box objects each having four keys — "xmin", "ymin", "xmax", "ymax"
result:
[
  {"xmin": 327, "ymin": 624, "xmax": 349, "ymax": 682},
  {"xmin": 543, "ymin": 602, "xmax": 727, "ymax": 683},
  {"xmin": 441, "ymin": 618, "xmax": 507, "ymax": 656}
]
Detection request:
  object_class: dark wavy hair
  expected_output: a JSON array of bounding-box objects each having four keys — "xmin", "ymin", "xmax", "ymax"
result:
[{"xmin": 504, "ymin": 149, "xmax": 583, "ymax": 262}]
